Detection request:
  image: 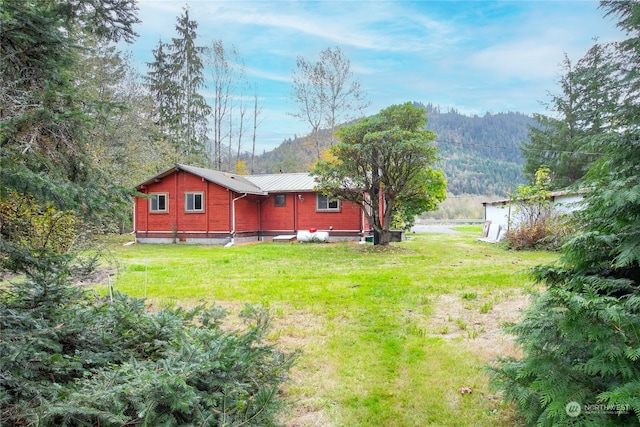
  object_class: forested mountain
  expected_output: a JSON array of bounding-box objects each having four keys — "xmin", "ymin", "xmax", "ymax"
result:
[
  {"xmin": 423, "ymin": 103, "xmax": 534, "ymax": 195},
  {"xmin": 249, "ymin": 102, "xmax": 535, "ymax": 196}
]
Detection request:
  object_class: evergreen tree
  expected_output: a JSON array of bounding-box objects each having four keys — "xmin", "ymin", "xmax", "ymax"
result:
[
  {"xmin": 170, "ymin": 7, "xmax": 211, "ymax": 165},
  {"xmin": 76, "ymin": 38, "xmax": 178, "ymax": 190},
  {"xmin": 0, "ymin": 0, "xmax": 138, "ymax": 218},
  {"xmin": 521, "ymin": 43, "xmax": 619, "ymax": 189},
  {"xmin": 146, "ymin": 39, "xmax": 182, "ymax": 153},
  {"xmin": 145, "ymin": 8, "xmax": 210, "ymax": 166},
  {"xmin": 490, "ymin": 3, "xmax": 640, "ymax": 425}
]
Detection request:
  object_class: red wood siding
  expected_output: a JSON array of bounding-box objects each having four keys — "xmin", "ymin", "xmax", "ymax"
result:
[
  {"xmin": 136, "ymin": 170, "xmax": 233, "ymax": 234},
  {"xmin": 136, "ymin": 176, "xmax": 177, "ymax": 232},
  {"xmin": 177, "ymin": 171, "xmax": 207, "ymax": 231},
  {"xmin": 260, "ymin": 193, "xmax": 295, "ymax": 231},
  {"xmin": 295, "ymin": 192, "xmax": 363, "ymax": 231},
  {"xmin": 207, "ymin": 181, "xmax": 231, "ymax": 231},
  {"xmin": 234, "ymin": 195, "xmax": 260, "ymax": 232},
  {"xmin": 257, "ymin": 192, "xmax": 364, "ymax": 232}
]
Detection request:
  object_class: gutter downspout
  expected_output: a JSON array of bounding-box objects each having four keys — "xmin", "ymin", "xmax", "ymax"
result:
[
  {"xmin": 227, "ymin": 193, "xmax": 248, "ymax": 247},
  {"xmin": 293, "ymin": 193, "xmax": 297, "ymax": 234},
  {"xmin": 133, "ymin": 199, "xmax": 137, "ymax": 240},
  {"xmin": 360, "ymin": 199, "xmax": 365, "ymax": 239}
]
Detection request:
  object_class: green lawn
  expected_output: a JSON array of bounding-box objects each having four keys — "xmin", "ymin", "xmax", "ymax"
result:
[{"xmin": 96, "ymin": 228, "xmax": 557, "ymax": 427}]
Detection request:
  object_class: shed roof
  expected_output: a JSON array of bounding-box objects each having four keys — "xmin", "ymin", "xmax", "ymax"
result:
[{"xmin": 482, "ymin": 189, "xmax": 584, "ymax": 206}]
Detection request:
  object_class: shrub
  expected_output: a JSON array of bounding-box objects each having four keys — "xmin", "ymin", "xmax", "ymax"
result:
[
  {"xmin": 502, "ymin": 167, "xmax": 575, "ymax": 251},
  {"xmin": 504, "ymin": 213, "xmax": 573, "ymax": 251},
  {"xmin": 0, "ymin": 193, "xmax": 83, "ymax": 255},
  {"xmin": 504, "ymin": 218, "xmax": 552, "ymax": 250},
  {"xmin": 0, "ymin": 255, "xmax": 296, "ymax": 426}
]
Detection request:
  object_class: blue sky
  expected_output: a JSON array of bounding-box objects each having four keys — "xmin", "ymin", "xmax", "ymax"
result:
[{"xmin": 126, "ymin": 0, "xmax": 625, "ymax": 152}]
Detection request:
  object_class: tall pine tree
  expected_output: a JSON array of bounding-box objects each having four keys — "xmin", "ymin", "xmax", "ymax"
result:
[
  {"xmin": 145, "ymin": 7, "xmax": 210, "ymax": 166},
  {"xmin": 170, "ymin": 7, "xmax": 210, "ymax": 164},
  {"xmin": 146, "ymin": 39, "xmax": 182, "ymax": 153},
  {"xmin": 76, "ymin": 37, "xmax": 177, "ymax": 190}
]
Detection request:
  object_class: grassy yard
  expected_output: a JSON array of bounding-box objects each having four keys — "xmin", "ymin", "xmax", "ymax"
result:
[{"xmin": 95, "ymin": 227, "xmax": 557, "ymax": 427}]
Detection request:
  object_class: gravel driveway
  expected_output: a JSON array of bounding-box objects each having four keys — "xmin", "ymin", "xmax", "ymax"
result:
[{"xmin": 409, "ymin": 224, "xmax": 459, "ymax": 234}]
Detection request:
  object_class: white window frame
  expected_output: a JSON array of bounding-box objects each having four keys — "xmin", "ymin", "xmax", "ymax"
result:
[
  {"xmin": 185, "ymin": 192, "xmax": 204, "ymax": 213},
  {"xmin": 150, "ymin": 193, "xmax": 168, "ymax": 213},
  {"xmin": 316, "ymin": 194, "xmax": 340, "ymax": 212}
]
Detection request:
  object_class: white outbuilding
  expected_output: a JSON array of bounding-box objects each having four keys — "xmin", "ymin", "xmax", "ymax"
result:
[{"xmin": 480, "ymin": 190, "xmax": 584, "ymax": 242}]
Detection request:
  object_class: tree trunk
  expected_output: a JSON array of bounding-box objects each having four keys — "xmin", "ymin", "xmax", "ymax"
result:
[
  {"xmin": 251, "ymin": 93, "xmax": 258, "ymax": 173},
  {"xmin": 379, "ymin": 230, "xmax": 392, "ymax": 245}
]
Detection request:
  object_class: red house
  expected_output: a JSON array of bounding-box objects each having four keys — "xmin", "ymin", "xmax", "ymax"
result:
[{"xmin": 134, "ymin": 164, "xmax": 369, "ymax": 244}]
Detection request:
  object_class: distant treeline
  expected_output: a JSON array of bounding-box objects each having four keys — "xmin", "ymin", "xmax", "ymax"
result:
[{"xmin": 419, "ymin": 195, "xmax": 487, "ymax": 220}]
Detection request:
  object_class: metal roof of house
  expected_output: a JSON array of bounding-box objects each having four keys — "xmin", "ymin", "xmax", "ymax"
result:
[
  {"xmin": 136, "ymin": 164, "xmax": 266, "ymax": 195},
  {"xmin": 245, "ymin": 172, "xmax": 317, "ymax": 192},
  {"xmin": 179, "ymin": 164, "xmax": 268, "ymax": 195},
  {"xmin": 136, "ymin": 165, "xmax": 316, "ymax": 194}
]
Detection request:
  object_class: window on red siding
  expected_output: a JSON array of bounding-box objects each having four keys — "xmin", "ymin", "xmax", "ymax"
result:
[
  {"xmin": 274, "ymin": 194, "xmax": 286, "ymax": 207},
  {"xmin": 150, "ymin": 193, "xmax": 168, "ymax": 212},
  {"xmin": 316, "ymin": 194, "xmax": 340, "ymax": 211},
  {"xmin": 185, "ymin": 192, "xmax": 204, "ymax": 212}
]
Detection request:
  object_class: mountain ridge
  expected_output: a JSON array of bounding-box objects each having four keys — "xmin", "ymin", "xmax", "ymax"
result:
[{"xmin": 249, "ymin": 102, "xmax": 534, "ymax": 197}]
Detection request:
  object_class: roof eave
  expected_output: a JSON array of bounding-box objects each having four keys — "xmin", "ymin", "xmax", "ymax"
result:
[{"xmin": 135, "ymin": 164, "xmax": 180, "ymax": 189}]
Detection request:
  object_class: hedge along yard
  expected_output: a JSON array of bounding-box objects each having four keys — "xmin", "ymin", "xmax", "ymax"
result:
[{"xmin": 96, "ymin": 227, "xmax": 557, "ymax": 427}]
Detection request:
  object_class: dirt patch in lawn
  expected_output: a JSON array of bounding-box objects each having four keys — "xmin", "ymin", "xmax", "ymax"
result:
[
  {"xmin": 425, "ymin": 290, "xmax": 532, "ymax": 360},
  {"xmin": 75, "ymin": 267, "xmax": 117, "ymax": 287}
]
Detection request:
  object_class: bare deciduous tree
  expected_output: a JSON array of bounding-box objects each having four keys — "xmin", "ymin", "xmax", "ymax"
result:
[
  {"xmin": 205, "ymin": 40, "xmax": 248, "ymax": 171},
  {"xmin": 319, "ymin": 47, "xmax": 369, "ymax": 143},
  {"xmin": 250, "ymin": 88, "xmax": 264, "ymax": 174},
  {"xmin": 290, "ymin": 46, "xmax": 369, "ymax": 160},
  {"xmin": 290, "ymin": 55, "xmax": 326, "ymax": 159}
]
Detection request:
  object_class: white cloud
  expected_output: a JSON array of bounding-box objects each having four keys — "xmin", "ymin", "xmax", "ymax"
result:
[
  {"xmin": 468, "ymin": 39, "xmax": 567, "ymax": 80},
  {"xmin": 244, "ymin": 65, "xmax": 290, "ymax": 83}
]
